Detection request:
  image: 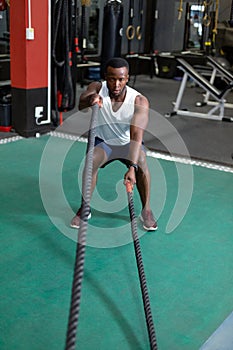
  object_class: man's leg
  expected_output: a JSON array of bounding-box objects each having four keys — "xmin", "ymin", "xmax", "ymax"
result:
[
  {"xmin": 136, "ymin": 150, "xmax": 157, "ymax": 231},
  {"xmin": 136, "ymin": 150, "xmax": 151, "ymax": 210},
  {"xmin": 70, "ymin": 146, "xmax": 108, "ymax": 228},
  {"xmin": 83, "ymin": 146, "xmax": 108, "ymax": 200}
]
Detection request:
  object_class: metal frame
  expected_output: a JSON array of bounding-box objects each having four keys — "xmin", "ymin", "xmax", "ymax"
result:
[
  {"xmin": 202, "ymin": 57, "xmax": 233, "ymax": 109},
  {"xmin": 171, "ymin": 60, "xmax": 233, "ymax": 121}
]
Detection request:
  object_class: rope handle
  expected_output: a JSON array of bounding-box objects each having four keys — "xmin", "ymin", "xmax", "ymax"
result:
[
  {"xmin": 91, "ymin": 102, "xmax": 99, "ymax": 112},
  {"xmin": 126, "ymin": 181, "xmax": 133, "ymax": 193}
]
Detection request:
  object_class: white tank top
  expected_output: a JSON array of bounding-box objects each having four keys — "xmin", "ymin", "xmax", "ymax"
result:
[{"xmin": 95, "ymin": 81, "xmax": 140, "ymax": 145}]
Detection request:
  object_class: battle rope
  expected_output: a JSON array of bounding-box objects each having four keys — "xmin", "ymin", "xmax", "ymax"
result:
[
  {"xmin": 65, "ymin": 104, "xmax": 99, "ymax": 350},
  {"xmin": 126, "ymin": 182, "xmax": 158, "ymax": 350}
]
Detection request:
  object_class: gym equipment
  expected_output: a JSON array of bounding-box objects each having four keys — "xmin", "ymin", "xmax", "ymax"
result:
[
  {"xmin": 126, "ymin": 181, "xmax": 158, "ymax": 350},
  {"xmin": 136, "ymin": 0, "xmax": 143, "ymax": 43},
  {"xmin": 212, "ymin": 0, "xmax": 219, "ymax": 48},
  {"xmin": 177, "ymin": 0, "xmax": 183, "ymax": 20},
  {"xmin": 0, "ymin": 97, "xmax": 11, "ymax": 132},
  {"xmin": 0, "ymin": 0, "xmax": 7, "ymax": 11},
  {"xmin": 126, "ymin": 0, "xmax": 145, "ymax": 54},
  {"xmin": 149, "ymin": 0, "xmax": 157, "ymax": 54},
  {"xmin": 229, "ymin": 0, "xmax": 233, "ymax": 27},
  {"xmin": 51, "ymin": 0, "xmax": 78, "ymax": 125},
  {"xmin": 134, "ymin": 0, "xmax": 145, "ymax": 54},
  {"xmin": 200, "ymin": 0, "xmax": 216, "ymax": 53},
  {"xmin": 166, "ymin": 58, "xmax": 233, "ymax": 121},
  {"xmin": 196, "ymin": 56, "xmax": 233, "ymax": 109},
  {"xmin": 80, "ymin": 0, "xmax": 90, "ymax": 62},
  {"xmin": 126, "ymin": 0, "xmax": 135, "ymax": 54},
  {"xmin": 101, "ymin": 0, "xmax": 123, "ymax": 77},
  {"xmin": 65, "ymin": 104, "xmax": 99, "ymax": 350}
]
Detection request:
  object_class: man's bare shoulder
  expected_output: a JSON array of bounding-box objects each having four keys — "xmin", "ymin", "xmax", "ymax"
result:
[
  {"xmin": 86, "ymin": 80, "xmax": 102, "ymax": 93},
  {"xmin": 135, "ymin": 94, "xmax": 149, "ymax": 108}
]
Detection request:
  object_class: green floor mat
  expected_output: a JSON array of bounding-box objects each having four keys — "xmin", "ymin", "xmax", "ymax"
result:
[{"xmin": 0, "ymin": 135, "xmax": 233, "ymax": 350}]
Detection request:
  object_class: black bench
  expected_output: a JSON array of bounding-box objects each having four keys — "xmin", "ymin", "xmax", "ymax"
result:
[
  {"xmin": 177, "ymin": 58, "xmax": 233, "ymax": 100},
  {"xmin": 207, "ymin": 56, "xmax": 233, "ymax": 83},
  {"xmin": 166, "ymin": 58, "xmax": 233, "ymax": 121}
]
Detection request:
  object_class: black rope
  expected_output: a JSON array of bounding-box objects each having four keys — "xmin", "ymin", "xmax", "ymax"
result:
[
  {"xmin": 126, "ymin": 182, "xmax": 158, "ymax": 350},
  {"xmin": 65, "ymin": 104, "xmax": 99, "ymax": 350},
  {"xmin": 51, "ymin": 0, "xmax": 77, "ymax": 124},
  {"xmin": 51, "ymin": 0, "xmax": 64, "ymax": 68}
]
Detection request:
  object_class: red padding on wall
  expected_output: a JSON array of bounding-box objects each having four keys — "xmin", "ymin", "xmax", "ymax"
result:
[{"xmin": 10, "ymin": 0, "xmax": 49, "ymax": 89}]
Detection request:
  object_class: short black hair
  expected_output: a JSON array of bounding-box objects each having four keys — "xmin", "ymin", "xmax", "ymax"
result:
[{"xmin": 104, "ymin": 57, "xmax": 129, "ymax": 73}]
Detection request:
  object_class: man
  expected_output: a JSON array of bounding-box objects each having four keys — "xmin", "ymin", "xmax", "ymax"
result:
[{"xmin": 71, "ymin": 57, "xmax": 157, "ymax": 231}]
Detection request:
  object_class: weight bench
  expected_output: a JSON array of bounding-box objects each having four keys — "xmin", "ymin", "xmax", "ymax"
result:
[
  {"xmin": 167, "ymin": 58, "xmax": 233, "ymax": 121},
  {"xmin": 199, "ymin": 56, "xmax": 233, "ymax": 109}
]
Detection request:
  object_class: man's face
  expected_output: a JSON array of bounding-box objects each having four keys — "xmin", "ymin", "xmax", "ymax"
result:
[{"xmin": 105, "ymin": 66, "xmax": 129, "ymax": 98}]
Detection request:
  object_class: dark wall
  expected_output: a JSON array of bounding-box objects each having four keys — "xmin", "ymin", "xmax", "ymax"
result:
[
  {"xmin": 218, "ymin": 0, "xmax": 232, "ymax": 22},
  {"xmin": 90, "ymin": 0, "xmax": 232, "ymax": 56},
  {"xmin": 153, "ymin": 1, "xmax": 185, "ymax": 52},
  {"xmin": 151, "ymin": 0, "xmax": 232, "ymax": 53}
]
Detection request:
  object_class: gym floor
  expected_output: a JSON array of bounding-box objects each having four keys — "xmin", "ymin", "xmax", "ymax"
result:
[{"xmin": 0, "ymin": 75, "xmax": 233, "ymax": 350}]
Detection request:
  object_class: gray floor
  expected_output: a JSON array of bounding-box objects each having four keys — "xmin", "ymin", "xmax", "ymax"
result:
[{"xmin": 1, "ymin": 74, "xmax": 233, "ymax": 167}]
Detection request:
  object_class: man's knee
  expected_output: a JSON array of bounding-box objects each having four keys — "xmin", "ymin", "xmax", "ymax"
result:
[{"xmin": 138, "ymin": 151, "xmax": 148, "ymax": 171}]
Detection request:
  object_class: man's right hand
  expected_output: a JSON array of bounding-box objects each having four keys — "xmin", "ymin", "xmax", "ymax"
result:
[{"xmin": 89, "ymin": 94, "xmax": 103, "ymax": 108}]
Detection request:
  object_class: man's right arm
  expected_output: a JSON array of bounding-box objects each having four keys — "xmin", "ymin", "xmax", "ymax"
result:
[{"xmin": 78, "ymin": 81, "xmax": 102, "ymax": 111}]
